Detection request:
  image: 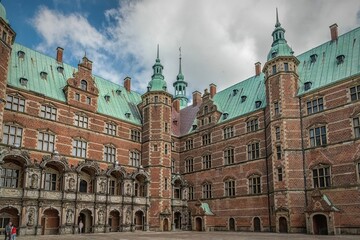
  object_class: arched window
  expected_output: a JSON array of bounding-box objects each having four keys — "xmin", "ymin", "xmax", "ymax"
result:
[{"xmin": 80, "ymin": 80, "xmax": 87, "ymax": 91}]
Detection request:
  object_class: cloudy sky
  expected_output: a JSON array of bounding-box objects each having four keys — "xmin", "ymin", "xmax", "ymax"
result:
[{"xmin": 3, "ymin": 0, "xmax": 360, "ymax": 101}]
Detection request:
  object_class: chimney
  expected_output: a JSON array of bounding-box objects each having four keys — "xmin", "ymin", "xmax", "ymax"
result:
[
  {"xmin": 329, "ymin": 23, "xmax": 338, "ymax": 41},
  {"xmin": 173, "ymin": 99, "xmax": 180, "ymax": 112},
  {"xmin": 209, "ymin": 83, "xmax": 217, "ymax": 98},
  {"xmin": 255, "ymin": 62, "xmax": 261, "ymax": 76},
  {"xmin": 124, "ymin": 77, "xmax": 131, "ymax": 92},
  {"xmin": 192, "ymin": 91, "xmax": 202, "ymax": 106},
  {"xmin": 56, "ymin": 47, "xmax": 64, "ymax": 63}
]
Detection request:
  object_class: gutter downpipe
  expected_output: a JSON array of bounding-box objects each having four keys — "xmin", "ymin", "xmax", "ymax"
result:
[
  {"xmin": 263, "ymin": 108, "xmax": 272, "ymax": 232},
  {"xmin": 299, "ymin": 96, "xmax": 308, "ymax": 207}
]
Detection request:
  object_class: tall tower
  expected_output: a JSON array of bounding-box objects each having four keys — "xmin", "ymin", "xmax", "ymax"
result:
[
  {"xmin": 141, "ymin": 45, "xmax": 173, "ymax": 230},
  {"xmin": 263, "ymin": 9, "xmax": 304, "ymax": 233},
  {"xmin": 0, "ymin": 1, "xmax": 16, "ymax": 142},
  {"xmin": 173, "ymin": 48, "xmax": 188, "ymax": 108}
]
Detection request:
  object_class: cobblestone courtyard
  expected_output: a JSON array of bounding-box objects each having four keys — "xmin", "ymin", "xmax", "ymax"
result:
[{"xmin": 17, "ymin": 232, "xmax": 359, "ymax": 240}]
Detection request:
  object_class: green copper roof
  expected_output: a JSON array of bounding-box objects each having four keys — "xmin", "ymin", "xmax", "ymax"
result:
[
  {"xmin": 297, "ymin": 26, "xmax": 360, "ymax": 95},
  {"xmin": 147, "ymin": 45, "xmax": 167, "ymax": 92},
  {"xmin": 0, "ymin": 2, "xmax": 8, "ymax": 23},
  {"xmin": 173, "ymin": 53, "xmax": 188, "ymax": 108},
  {"xmin": 8, "ymin": 43, "xmax": 142, "ymax": 125}
]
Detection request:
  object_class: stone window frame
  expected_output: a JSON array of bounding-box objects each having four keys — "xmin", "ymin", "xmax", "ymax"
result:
[
  {"xmin": 247, "ymin": 141, "xmax": 260, "ymax": 160},
  {"xmin": 277, "ymin": 167, "xmax": 283, "ymax": 181},
  {"xmin": 2, "ymin": 123, "xmax": 23, "ymax": 147},
  {"xmin": 43, "ymin": 168, "xmax": 60, "ymax": 191},
  {"xmin": 185, "ymin": 157, "xmax": 194, "ymax": 173},
  {"xmin": 72, "ymin": 138, "xmax": 87, "ymax": 158},
  {"xmin": 130, "ymin": 129, "xmax": 141, "ymax": 142},
  {"xmin": 37, "ymin": 130, "xmax": 56, "ymax": 152},
  {"xmin": 275, "ymin": 126, "xmax": 281, "ymax": 141},
  {"xmin": 40, "ymin": 103, "xmax": 57, "ymax": 121},
  {"xmin": 129, "ymin": 150, "xmax": 141, "ymax": 167},
  {"xmin": 308, "ymin": 124, "xmax": 328, "ymax": 147},
  {"xmin": 273, "ymin": 101, "xmax": 281, "ymax": 116},
  {"xmin": 223, "ymin": 125, "xmax": 234, "ymax": 139},
  {"xmin": 246, "ymin": 118, "xmax": 259, "ymax": 133},
  {"xmin": 185, "ymin": 138, "xmax": 194, "ymax": 150},
  {"xmin": 352, "ymin": 115, "xmax": 360, "ymax": 139},
  {"xmin": 188, "ymin": 186, "xmax": 194, "ymax": 200},
  {"xmin": 74, "ymin": 112, "xmax": 88, "ymax": 128},
  {"xmin": 105, "ymin": 121, "xmax": 117, "ymax": 136},
  {"xmin": 104, "ymin": 144, "xmax": 116, "ymax": 163},
  {"xmin": 5, "ymin": 93, "xmax": 25, "ymax": 112},
  {"xmin": 311, "ymin": 164, "xmax": 331, "ymax": 188},
  {"xmin": 80, "ymin": 80, "xmax": 88, "ymax": 91},
  {"xmin": 350, "ymin": 84, "xmax": 360, "ymax": 102},
  {"xmin": 276, "ymin": 145, "xmax": 282, "ymax": 160},
  {"xmin": 306, "ymin": 97, "xmax": 324, "ymax": 115},
  {"xmin": 224, "ymin": 178, "xmax": 236, "ymax": 197},
  {"xmin": 202, "ymin": 132, "xmax": 211, "ymax": 146},
  {"xmin": 248, "ymin": 174, "xmax": 261, "ymax": 195},
  {"xmin": 202, "ymin": 182, "xmax": 212, "ymax": 199},
  {"xmin": 224, "ymin": 147, "xmax": 235, "ymax": 165},
  {"xmin": 202, "ymin": 153, "xmax": 212, "ymax": 170}
]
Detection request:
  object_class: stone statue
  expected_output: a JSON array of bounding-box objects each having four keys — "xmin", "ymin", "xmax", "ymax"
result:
[
  {"xmin": 98, "ymin": 210, "xmax": 104, "ymax": 225},
  {"xmin": 125, "ymin": 210, "xmax": 131, "ymax": 224},
  {"xmin": 30, "ymin": 174, "xmax": 38, "ymax": 189},
  {"xmin": 69, "ymin": 178, "xmax": 75, "ymax": 191},
  {"xmin": 99, "ymin": 181, "xmax": 105, "ymax": 194},
  {"xmin": 27, "ymin": 208, "xmax": 34, "ymax": 226},
  {"xmin": 66, "ymin": 209, "xmax": 73, "ymax": 224},
  {"xmin": 126, "ymin": 183, "xmax": 131, "ymax": 196},
  {"xmin": 183, "ymin": 188, "xmax": 188, "ymax": 200}
]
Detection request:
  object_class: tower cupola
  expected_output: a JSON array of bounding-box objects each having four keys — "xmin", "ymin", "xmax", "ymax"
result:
[
  {"xmin": 267, "ymin": 8, "xmax": 294, "ymax": 61},
  {"xmin": 0, "ymin": 1, "xmax": 8, "ymax": 23},
  {"xmin": 147, "ymin": 44, "xmax": 167, "ymax": 92},
  {"xmin": 173, "ymin": 47, "xmax": 188, "ymax": 108}
]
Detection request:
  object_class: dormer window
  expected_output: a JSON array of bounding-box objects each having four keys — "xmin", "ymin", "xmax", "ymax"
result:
[
  {"xmin": 104, "ymin": 95, "xmax": 110, "ymax": 102},
  {"xmin": 204, "ymin": 106, "xmax": 208, "ymax": 114},
  {"xmin": 192, "ymin": 124, "xmax": 197, "ymax": 130},
  {"xmin": 304, "ymin": 82, "xmax": 312, "ymax": 91},
  {"xmin": 57, "ymin": 66, "xmax": 64, "ymax": 73},
  {"xmin": 241, "ymin": 96, "xmax": 247, "ymax": 103},
  {"xmin": 17, "ymin": 51, "xmax": 25, "ymax": 59},
  {"xmin": 336, "ymin": 54, "xmax": 345, "ymax": 64},
  {"xmin": 125, "ymin": 112, "xmax": 131, "ymax": 118},
  {"xmin": 80, "ymin": 80, "xmax": 87, "ymax": 91},
  {"xmin": 255, "ymin": 100, "xmax": 262, "ymax": 108},
  {"xmin": 19, "ymin": 77, "xmax": 28, "ymax": 86},
  {"xmin": 310, "ymin": 54, "xmax": 318, "ymax": 63},
  {"xmin": 40, "ymin": 71, "xmax": 48, "ymax": 80},
  {"xmin": 271, "ymin": 51, "xmax": 277, "ymax": 58},
  {"xmin": 116, "ymin": 89, "xmax": 121, "ymax": 95},
  {"xmin": 233, "ymin": 89, "xmax": 239, "ymax": 96},
  {"xmin": 223, "ymin": 112, "xmax": 229, "ymax": 120}
]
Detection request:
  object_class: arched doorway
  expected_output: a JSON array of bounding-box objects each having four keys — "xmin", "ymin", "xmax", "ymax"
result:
[
  {"xmin": 78, "ymin": 209, "xmax": 93, "ymax": 233},
  {"xmin": 163, "ymin": 218, "xmax": 169, "ymax": 231},
  {"xmin": 229, "ymin": 217, "xmax": 235, "ymax": 231},
  {"xmin": 313, "ymin": 214, "xmax": 328, "ymax": 235},
  {"xmin": 279, "ymin": 217, "xmax": 288, "ymax": 233},
  {"xmin": 174, "ymin": 212, "xmax": 181, "ymax": 229},
  {"xmin": 134, "ymin": 211, "xmax": 144, "ymax": 231},
  {"xmin": 0, "ymin": 207, "xmax": 19, "ymax": 232},
  {"xmin": 42, "ymin": 209, "xmax": 59, "ymax": 235},
  {"xmin": 109, "ymin": 210, "xmax": 120, "ymax": 232},
  {"xmin": 253, "ymin": 217, "xmax": 261, "ymax": 232},
  {"xmin": 195, "ymin": 217, "xmax": 202, "ymax": 231}
]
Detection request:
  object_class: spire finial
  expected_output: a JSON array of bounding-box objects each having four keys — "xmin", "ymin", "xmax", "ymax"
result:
[
  {"xmin": 157, "ymin": 44, "xmax": 159, "ymax": 59},
  {"xmin": 179, "ymin": 47, "xmax": 182, "ymax": 74},
  {"xmin": 275, "ymin": 8, "xmax": 281, "ymax": 27}
]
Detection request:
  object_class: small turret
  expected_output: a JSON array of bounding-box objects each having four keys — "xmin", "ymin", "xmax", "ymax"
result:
[
  {"xmin": 147, "ymin": 45, "xmax": 167, "ymax": 92},
  {"xmin": 173, "ymin": 47, "xmax": 188, "ymax": 108}
]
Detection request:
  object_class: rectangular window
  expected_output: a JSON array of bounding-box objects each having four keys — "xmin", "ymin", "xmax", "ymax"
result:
[
  {"xmin": 223, "ymin": 126, "xmax": 234, "ymax": 139},
  {"xmin": 130, "ymin": 151, "xmax": 140, "ymax": 167},
  {"xmin": 75, "ymin": 114, "xmax": 88, "ymax": 128},
  {"xmin": 275, "ymin": 127, "xmax": 281, "ymax": 140},
  {"xmin": 202, "ymin": 184, "xmax": 212, "ymax": 199},
  {"xmin": 247, "ymin": 119, "xmax": 258, "ymax": 132},
  {"xmin": 307, "ymin": 98, "xmax": 324, "ymax": 114},
  {"xmin": 248, "ymin": 142, "xmax": 260, "ymax": 160},
  {"xmin": 109, "ymin": 180, "xmax": 116, "ymax": 195},
  {"xmin": 284, "ymin": 63, "xmax": 289, "ymax": 71},
  {"xmin": 354, "ymin": 117, "xmax": 360, "ymax": 139},
  {"xmin": 276, "ymin": 145, "xmax": 282, "ymax": 160},
  {"xmin": 106, "ymin": 122, "xmax": 117, "ymax": 136},
  {"xmin": 202, "ymin": 133, "xmax": 211, "ymax": 145},
  {"xmin": 313, "ymin": 166, "xmax": 331, "ymax": 188},
  {"xmin": 164, "ymin": 123, "xmax": 168, "ymax": 133},
  {"xmin": 309, "ymin": 126, "xmax": 327, "ymax": 147},
  {"xmin": 278, "ymin": 168, "xmax": 283, "ymax": 181},
  {"xmin": 72, "ymin": 139, "xmax": 87, "ymax": 158},
  {"xmin": 154, "ymin": 96, "xmax": 158, "ymax": 103},
  {"xmin": 185, "ymin": 139, "xmax": 193, "ymax": 150},
  {"xmin": 350, "ymin": 85, "xmax": 360, "ymax": 101},
  {"xmin": 225, "ymin": 180, "xmax": 236, "ymax": 197},
  {"xmin": 188, "ymin": 186, "xmax": 194, "ymax": 200},
  {"xmin": 44, "ymin": 173, "xmax": 57, "ymax": 191},
  {"xmin": 2, "ymin": 125, "xmax": 23, "ymax": 146},
  {"xmin": 171, "ymin": 159, "xmax": 175, "ymax": 173},
  {"xmin": 0, "ymin": 168, "xmax": 19, "ymax": 188},
  {"xmin": 75, "ymin": 93, "xmax": 80, "ymax": 101},
  {"xmin": 37, "ymin": 132, "xmax": 55, "ymax": 152},
  {"xmin": 164, "ymin": 144, "xmax": 168, "ymax": 154},
  {"xmin": 171, "ymin": 141, "xmax": 175, "ymax": 151},
  {"xmin": 41, "ymin": 105, "xmax": 57, "ymax": 121},
  {"xmin": 249, "ymin": 176, "xmax": 261, "ymax": 194},
  {"xmin": 104, "ymin": 145, "xmax": 116, "ymax": 163},
  {"xmin": 272, "ymin": 65, "xmax": 277, "ymax": 74},
  {"xmin": 185, "ymin": 158, "xmax": 194, "ymax": 173},
  {"xmin": 5, "ymin": 95, "xmax": 25, "ymax": 112},
  {"xmin": 202, "ymin": 154, "xmax": 212, "ymax": 169},
  {"xmin": 274, "ymin": 102, "xmax": 280, "ymax": 115},
  {"xmin": 86, "ymin": 97, "xmax": 91, "ymax": 105},
  {"xmin": 224, "ymin": 148, "xmax": 234, "ymax": 165},
  {"xmin": 131, "ymin": 129, "xmax": 141, "ymax": 142}
]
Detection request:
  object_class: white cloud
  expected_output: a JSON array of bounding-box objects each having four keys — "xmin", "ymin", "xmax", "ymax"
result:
[{"xmin": 31, "ymin": 0, "xmax": 360, "ymax": 100}]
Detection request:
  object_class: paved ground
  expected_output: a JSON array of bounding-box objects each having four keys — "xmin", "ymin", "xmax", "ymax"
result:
[{"xmin": 16, "ymin": 231, "xmax": 359, "ymax": 240}]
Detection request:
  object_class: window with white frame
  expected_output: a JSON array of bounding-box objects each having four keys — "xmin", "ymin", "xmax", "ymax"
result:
[
  {"xmin": 37, "ymin": 132, "xmax": 55, "ymax": 152},
  {"xmin": 307, "ymin": 98, "xmax": 324, "ymax": 114},
  {"xmin": 40, "ymin": 104, "xmax": 57, "ymax": 120},
  {"xmin": 0, "ymin": 168, "xmax": 20, "ymax": 188},
  {"xmin": 44, "ymin": 172, "xmax": 57, "ymax": 191},
  {"xmin": 185, "ymin": 158, "xmax": 194, "ymax": 173},
  {"xmin": 185, "ymin": 139, "xmax": 193, "ymax": 150},
  {"xmin": 274, "ymin": 102, "xmax": 280, "ymax": 115},
  {"xmin": 248, "ymin": 142, "xmax": 260, "ymax": 160},
  {"xmin": 75, "ymin": 113, "xmax": 88, "ymax": 128},
  {"xmin": 202, "ymin": 183, "xmax": 212, "ymax": 199},
  {"xmin": 249, "ymin": 175, "xmax": 261, "ymax": 194},
  {"xmin": 72, "ymin": 139, "xmax": 87, "ymax": 158},
  {"xmin": 223, "ymin": 126, "xmax": 234, "ymax": 139},
  {"xmin": 131, "ymin": 129, "xmax": 141, "ymax": 142},
  {"xmin": 104, "ymin": 145, "xmax": 116, "ymax": 163},
  {"xmin": 247, "ymin": 119, "xmax": 258, "ymax": 132},
  {"xmin": 202, "ymin": 133, "xmax": 211, "ymax": 145},
  {"xmin": 224, "ymin": 148, "xmax": 234, "ymax": 165},
  {"xmin": 130, "ymin": 150, "xmax": 141, "ymax": 167},
  {"xmin": 224, "ymin": 179, "xmax": 236, "ymax": 197},
  {"xmin": 353, "ymin": 117, "xmax": 360, "ymax": 139},
  {"xmin": 105, "ymin": 122, "xmax": 117, "ymax": 136},
  {"xmin": 2, "ymin": 124, "xmax": 23, "ymax": 146},
  {"xmin": 188, "ymin": 186, "xmax": 194, "ymax": 200},
  {"xmin": 312, "ymin": 165, "xmax": 331, "ymax": 188},
  {"xmin": 350, "ymin": 85, "xmax": 360, "ymax": 101},
  {"xmin": 202, "ymin": 154, "xmax": 212, "ymax": 169},
  {"xmin": 5, "ymin": 94, "xmax": 25, "ymax": 112},
  {"xmin": 309, "ymin": 126, "xmax": 327, "ymax": 147}
]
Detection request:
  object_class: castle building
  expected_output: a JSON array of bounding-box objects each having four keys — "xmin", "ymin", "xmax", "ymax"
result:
[{"xmin": 0, "ymin": 3, "xmax": 360, "ymax": 236}]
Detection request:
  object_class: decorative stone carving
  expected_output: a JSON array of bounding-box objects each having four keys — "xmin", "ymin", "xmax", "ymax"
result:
[
  {"xmin": 66, "ymin": 209, "xmax": 73, "ymax": 224},
  {"xmin": 99, "ymin": 181, "xmax": 106, "ymax": 194},
  {"xmin": 126, "ymin": 183, "xmax": 132, "ymax": 196},
  {"xmin": 30, "ymin": 174, "xmax": 38, "ymax": 189},
  {"xmin": 183, "ymin": 188, "xmax": 188, "ymax": 200},
  {"xmin": 68, "ymin": 178, "xmax": 76, "ymax": 191},
  {"xmin": 98, "ymin": 210, "xmax": 104, "ymax": 225},
  {"xmin": 27, "ymin": 208, "xmax": 35, "ymax": 226},
  {"xmin": 125, "ymin": 210, "xmax": 131, "ymax": 224}
]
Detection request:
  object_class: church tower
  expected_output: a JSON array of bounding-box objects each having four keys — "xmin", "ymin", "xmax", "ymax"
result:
[
  {"xmin": 140, "ymin": 45, "xmax": 173, "ymax": 230},
  {"xmin": 173, "ymin": 49, "xmax": 188, "ymax": 108},
  {"xmin": 263, "ymin": 9, "xmax": 305, "ymax": 233},
  {"xmin": 0, "ymin": 1, "xmax": 16, "ymax": 142}
]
